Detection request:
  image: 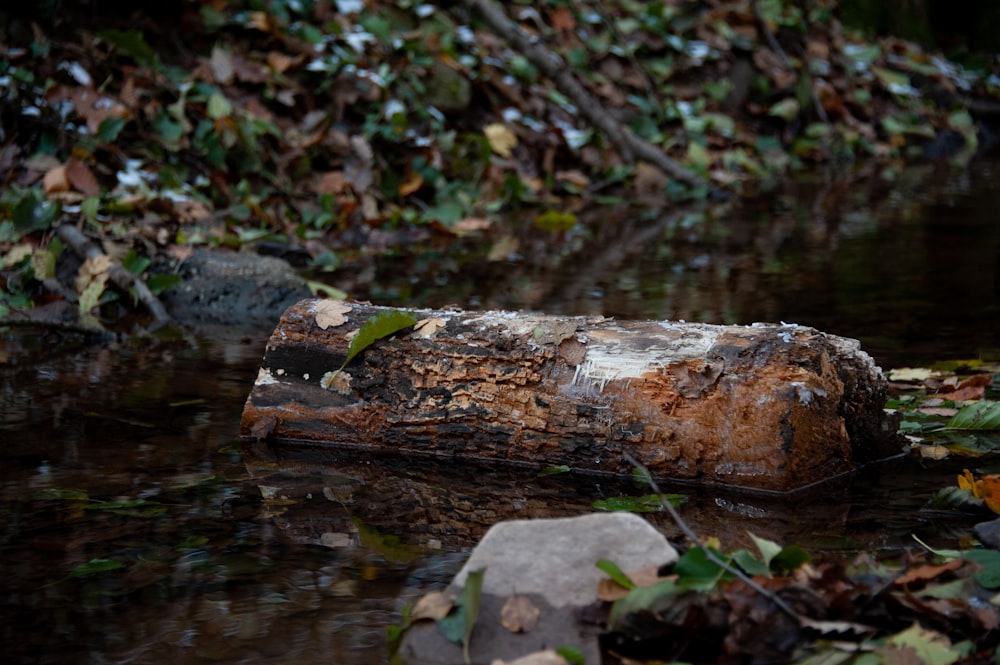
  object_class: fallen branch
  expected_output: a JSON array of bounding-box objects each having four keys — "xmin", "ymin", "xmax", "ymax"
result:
[
  {"xmin": 55, "ymin": 223, "xmax": 172, "ymax": 325},
  {"xmin": 462, "ymin": 0, "xmax": 711, "ymax": 190}
]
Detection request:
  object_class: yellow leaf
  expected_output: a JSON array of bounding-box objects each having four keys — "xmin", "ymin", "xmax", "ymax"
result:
[{"xmin": 484, "ymin": 123, "xmax": 518, "ymax": 158}]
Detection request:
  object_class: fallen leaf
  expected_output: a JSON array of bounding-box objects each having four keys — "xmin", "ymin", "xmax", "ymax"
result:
[
  {"xmin": 43, "ymin": 165, "xmax": 71, "ymax": 194},
  {"xmin": 500, "ymin": 594, "xmax": 540, "ymax": 633},
  {"xmin": 484, "ymin": 123, "xmax": 518, "ymax": 158},
  {"xmin": 496, "ymin": 650, "xmax": 570, "ymax": 665},
  {"xmin": 413, "ymin": 317, "xmax": 447, "ymax": 339},
  {"xmin": 412, "ymin": 591, "xmax": 454, "ymax": 621},
  {"xmin": 66, "ymin": 156, "xmax": 100, "ymax": 196},
  {"xmin": 451, "ymin": 217, "xmax": 492, "ymax": 234},
  {"xmin": 893, "ymin": 558, "xmax": 965, "ymax": 586},
  {"xmin": 315, "ymin": 300, "xmax": 352, "ymax": 329}
]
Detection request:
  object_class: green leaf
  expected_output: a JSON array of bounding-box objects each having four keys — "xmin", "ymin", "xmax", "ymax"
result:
[
  {"xmin": 947, "ymin": 402, "xmax": 1000, "ymax": 431},
  {"xmin": 97, "ymin": 117, "xmax": 126, "ymax": 142},
  {"xmin": 537, "ymin": 465, "xmax": 571, "ymax": 477},
  {"xmin": 121, "ymin": 249, "xmax": 150, "ymax": 276},
  {"xmin": 341, "ymin": 310, "xmax": 417, "ymax": 370},
  {"xmin": 555, "ymin": 646, "xmax": 585, "ymax": 665},
  {"xmin": 771, "ymin": 544, "xmax": 810, "ymax": 574},
  {"xmin": 674, "ymin": 546, "xmax": 730, "ymax": 591},
  {"xmin": 69, "ymin": 558, "xmax": 124, "ymax": 577},
  {"xmin": 961, "ymin": 550, "xmax": 1000, "ymax": 588},
  {"xmin": 731, "ymin": 549, "xmax": 770, "ymax": 576},
  {"xmin": 883, "ymin": 622, "xmax": 967, "ymax": 665},
  {"xmin": 596, "ymin": 559, "xmax": 636, "ymax": 590},
  {"xmin": 147, "ymin": 273, "xmax": 182, "ymax": 295},
  {"xmin": 98, "ymin": 29, "xmax": 161, "ymax": 69},
  {"xmin": 768, "ymin": 98, "xmax": 800, "ymax": 121},
  {"xmin": 608, "ymin": 578, "xmax": 679, "ymax": 629},
  {"xmin": 437, "ymin": 567, "xmax": 486, "ymax": 664},
  {"xmin": 533, "ymin": 210, "xmax": 577, "ymax": 232},
  {"xmin": 592, "ymin": 493, "xmax": 684, "ymax": 513},
  {"xmin": 748, "ymin": 531, "xmax": 783, "ymax": 569}
]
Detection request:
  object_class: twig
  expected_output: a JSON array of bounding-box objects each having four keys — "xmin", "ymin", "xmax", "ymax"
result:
[
  {"xmin": 623, "ymin": 452, "xmax": 802, "ymax": 623},
  {"xmin": 462, "ymin": 0, "xmax": 710, "ymax": 190},
  {"xmin": 55, "ymin": 223, "xmax": 172, "ymax": 325}
]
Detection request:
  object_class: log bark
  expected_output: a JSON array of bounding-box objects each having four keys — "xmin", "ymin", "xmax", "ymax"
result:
[{"xmin": 240, "ymin": 300, "xmax": 901, "ymax": 492}]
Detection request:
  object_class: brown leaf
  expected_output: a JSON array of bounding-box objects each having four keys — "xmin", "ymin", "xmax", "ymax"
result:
[
  {"xmin": 893, "ymin": 558, "xmax": 964, "ymax": 587},
  {"xmin": 413, "ymin": 317, "xmax": 447, "ymax": 339},
  {"xmin": 66, "ymin": 157, "xmax": 100, "ymax": 196},
  {"xmin": 313, "ymin": 171, "xmax": 348, "ymax": 195},
  {"xmin": 209, "ymin": 46, "xmax": 235, "ymax": 84},
  {"xmin": 411, "ymin": 591, "xmax": 454, "ymax": 622},
  {"xmin": 42, "ymin": 165, "xmax": 71, "ymax": 194},
  {"xmin": 500, "ymin": 594, "xmax": 540, "ymax": 633},
  {"xmin": 548, "ymin": 6, "xmax": 575, "ymax": 33},
  {"xmin": 314, "ymin": 300, "xmax": 352, "ymax": 329}
]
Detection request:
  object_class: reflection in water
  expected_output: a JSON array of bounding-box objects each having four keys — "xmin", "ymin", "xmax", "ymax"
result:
[
  {"xmin": 1, "ymin": 161, "xmax": 998, "ymax": 663},
  {"xmin": 355, "ymin": 160, "xmax": 999, "ymax": 368}
]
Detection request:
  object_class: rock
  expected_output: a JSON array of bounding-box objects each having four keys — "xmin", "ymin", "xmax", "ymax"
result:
[
  {"xmin": 974, "ymin": 518, "xmax": 1000, "ymax": 550},
  {"xmin": 159, "ymin": 249, "xmax": 311, "ymax": 332},
  {"xmin": 397, "ymin": 512, "xmax": 677, "ymax": 665}
]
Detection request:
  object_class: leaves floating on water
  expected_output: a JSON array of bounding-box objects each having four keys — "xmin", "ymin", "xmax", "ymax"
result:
[
  {"xmin": 69, "ymin": 558, "xmax": 124, "ymax": 577},
  {"xmin": 592, "ymin": 493, "xmax": 685, "ymax": 512}
]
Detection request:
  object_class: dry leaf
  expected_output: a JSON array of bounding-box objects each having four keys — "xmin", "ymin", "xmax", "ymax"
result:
[
  {"xmin": 500, "ymin": 594, "xmax": 540, "ymax": 633},
  {"xmin": 484, "ymin": 123, "xmax": 518, "ymax": 158},
  {"xmin": 75, "ymin": 254, "xmax": 112, "ymax": 292},
  {"xmin": 893, "ymin": 558, "xmax": 964, "ymax": 587},
  {"xmin": 451, "ymin": 217, "xmax": 492, "ymax": 235},
  {"xmin": 411, "ymin": 591, "xmax": 454, "ymax": 621},
  {"xmin": 413, "ymin": 317, "xmax": 447, "ymax": 339},
  {"xmin": 398, "ymin": 171, "xmax": 424, "ymax": 197},
  {"xmin": 315, "ymin": 300, "xmax": 352, "ymax": 329},
  {"xmin": 66, "ymin": 157, "xmax": 100, "ymax": 196},
  {"xmin": 43, "ymin": 165, "xmax": 70, "ymax": 194}
]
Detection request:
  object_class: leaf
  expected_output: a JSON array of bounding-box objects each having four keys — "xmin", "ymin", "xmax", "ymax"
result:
[
  {"xmin": 314, "ymin": 299, "xmax": 352, "ymax": 330},
  {"xmin": 961, "ymin": 550, "xmax": 1000, "ymax": 588},
  {"xmin": 882, "ymin": 622, "xmax": 966, "ymax": 665},
  {"xmin": 341, "ymin": 310, "xmax": 417, "ymax": 369},
  {"xmin": 537, "ymin": 465, "xmax": 571, "ymax": 477},
  {"xmin": 748, "ymin": 531, "xmax": 783, "ymax": 569},
  {"xmin": 484, "ymin": 123, "xmax": 518, "ymax": 158},
  {"xmin": 592, "ymin": 493, "xmax": 684, "ymax": 512},
  {"xmin": 411, "ymin": 591, "xmax": 454, "ymax": 621},
  {"xmin": 674, "ymin": 546, "xmax": 731, "ymax": 591},
  {"xmin": 555, "ymin": 646, "xmax": 586, "ymax": 664},
  {"xmin": 413, "ymin": 317, "xmax": 447, "ymax": 339},
  {"xmin": 533, "ymin": 210, "xmax": 577, "ymax": 232},
  {"xmin": 69, "ymin": 558, "xmax": 124, "ymax": 577},
  {"xmin": 596, "ymin": 559, "xmax": 636, "ymax": 590},
  {"xmin": 500, "ymin": 594, "xmax": 539, "ymax": 633},
  {"xmin": 608, "ymin": 578, "xmax": 679, "ymax": 629},
  {"xmin": 768, "ymin": 98, "xmax": 801, "ymax": 121},
  {"xmin": 947, "ymin": 402, "xmax": 1000, "ymax": 431},
  {"xmin": 438, "ymin": 567, "xmax": 486, "ymax": 664}
]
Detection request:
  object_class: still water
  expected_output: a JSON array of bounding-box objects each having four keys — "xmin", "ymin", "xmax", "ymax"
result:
[{"xmin": 1, "ymin": 160, "xmax": 998, "ymax": 663}]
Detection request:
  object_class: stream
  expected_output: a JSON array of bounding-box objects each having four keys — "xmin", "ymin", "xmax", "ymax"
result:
[{"xmin": 2, "ymin": 159, "xmax": 998, "ymax": 664}]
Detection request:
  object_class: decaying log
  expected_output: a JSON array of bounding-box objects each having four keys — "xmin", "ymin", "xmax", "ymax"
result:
[{"xmin": 240, "ymin": 300, "xmax": 901, "ymax": 492}]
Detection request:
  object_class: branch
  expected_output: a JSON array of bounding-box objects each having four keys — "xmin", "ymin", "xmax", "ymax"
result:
[
  {"xmin": 623, "ymin": 452, "xmax": 802, "ymax": 623},
  {"xmin": 56, "ymin": 223, "xmax": 172, "ymax": 325},
  {"xmin": 462, "ymin": 0, "xmax": 711, "ymax": 190}
]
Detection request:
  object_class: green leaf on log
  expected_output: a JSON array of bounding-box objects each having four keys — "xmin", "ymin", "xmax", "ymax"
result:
[{"xmin": 340, "ymin": 310, "xmax": 417, "ymax": 370}]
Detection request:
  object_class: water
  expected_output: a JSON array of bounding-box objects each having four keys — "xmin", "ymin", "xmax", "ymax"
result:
[{"xmin": 1, "ymin": 160, "xmax": 998, "ymax": 663}]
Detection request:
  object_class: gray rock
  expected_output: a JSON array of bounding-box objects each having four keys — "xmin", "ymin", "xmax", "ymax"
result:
[
  {"xmin": 398, "ymin": 512, "xmax": 677, "ymax": 665},
  {"xmin": 974, "ymin": 518, "xmax": 1000, "ymax": 550},
  {"xmin": 159, "ymin": 249, "xmax": 311, "ymax": 333},
  {"xmin": 453, "ymin": 512, "xmax": 678, "ymax": 608}
]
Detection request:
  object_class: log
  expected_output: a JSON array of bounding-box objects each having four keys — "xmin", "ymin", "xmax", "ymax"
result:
[{"xmin": 240, "ymin": 300, "xmax": 902, "ymax": 492}]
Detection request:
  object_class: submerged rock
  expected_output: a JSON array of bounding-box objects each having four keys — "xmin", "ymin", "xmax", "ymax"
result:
[
  {"xmin": 159, "ymin": 249, "xmax": 311, "ymax": 333},
  {"xmin": 398, "ymin": 512, "xmax": 678, "ymax": 665}
]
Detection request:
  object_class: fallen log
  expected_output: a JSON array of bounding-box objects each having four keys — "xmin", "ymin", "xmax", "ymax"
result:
[{"xmin": 240, "ymin": 300, "xmax": 902, "ymax": 492}]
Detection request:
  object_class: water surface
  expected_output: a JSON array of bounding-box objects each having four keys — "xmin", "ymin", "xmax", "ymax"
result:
[{"xmin": 2, "ymin": 160, "xmax": 998, "ymax": 663}]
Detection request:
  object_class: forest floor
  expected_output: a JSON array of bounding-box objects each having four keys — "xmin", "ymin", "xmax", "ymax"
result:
[{"xmin": 2, "ymin": 0, "xmax": 999, "ymax": 329}]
